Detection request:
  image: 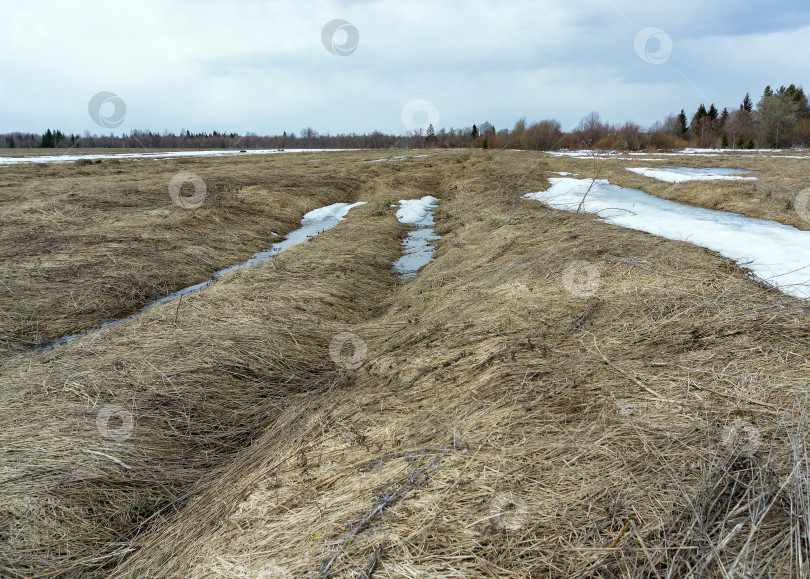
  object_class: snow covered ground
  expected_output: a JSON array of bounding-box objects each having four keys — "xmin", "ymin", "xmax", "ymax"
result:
[
  {"xmin": 627, "ymin": 166, "xmax": 757, "ymax": 182},
  {"xmin": 524, "ymin": 178, "xmax": 810, "ymax": 299},
  {"xmin": 0, "ymin": 149, "xmax": 353, "ymax": 165},
  {"xmin": 548, "ymin": 148, "xmax": 810, "ymax": 160},
  {"xmin": 393, "ymin": 196, "xmax": 440, "ymax": 278}
]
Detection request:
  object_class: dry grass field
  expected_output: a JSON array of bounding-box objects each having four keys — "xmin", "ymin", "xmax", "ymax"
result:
[{"xmin": 1, "ymin": 149, "xmax": 809, "ymax": 577}]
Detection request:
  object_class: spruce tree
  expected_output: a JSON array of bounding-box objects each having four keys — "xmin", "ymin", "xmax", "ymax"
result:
[
  {"xmin": 721, "ymin": 133, "xmax": 729, "ymax": 148},
  {"xmin": 677, "ymin": 110, "xmax": 688, "ymax": 135},
  {"xmin": 40, "ymin": 129, "xmax": 53, "ymax": 148},
  {"xmin": 736, "ymin": 134, "xmax": 745, "ymax": 149},
  {"xmin": 5, "ymin": 136, "xmax": 13, "ymax": 148},
  {"xmin": 708, "ymin": 104, "xmax": 718, "ymax": 120},
  {"xmin": 425, "ymin": 123, "xmax": 436, "ymax": 146},
  {"xmin": 692, "ymin": 104, "xmax": 708, "ymax": 125},
  {"xmin": 764, "ymin": 85, "xmax": 774, "ymax": 98},
  {"xmin": 741, "ymin": 93, "xmax": 753, "ymax": 112}
]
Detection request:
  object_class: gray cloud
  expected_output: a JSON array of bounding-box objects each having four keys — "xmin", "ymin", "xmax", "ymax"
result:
[{"xmin": 2, "ymin": 0, "xmax": 809, "ymax": 135}]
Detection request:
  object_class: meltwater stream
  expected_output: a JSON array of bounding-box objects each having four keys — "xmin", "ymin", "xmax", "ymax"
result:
[
  {"xmin": 524, "ymin": 178, "xmax": 810, "ymax": 299},
  {"xmin": 393, "ymin": 196, "xmax": 440, "ymax": 279},
  {"xmin": 44, "ymin": 201, "xmax": 366, "ymax": 351}
]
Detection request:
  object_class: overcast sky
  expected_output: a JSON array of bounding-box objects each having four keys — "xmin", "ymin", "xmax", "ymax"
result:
[{"xmin": 3, "ymin": 0, "xmax": 810, "ymax": 136}]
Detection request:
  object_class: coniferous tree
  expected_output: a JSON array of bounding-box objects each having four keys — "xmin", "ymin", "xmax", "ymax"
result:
[
  {"xmin": 5, "ymin": 136, "xmax": 13, "ymax": 148},
  {"xmin": 425, "ymin": 123, "xmax": 437, "ymax": 146},
  {"xmin": 40, "ymin": 129, "xmax": 53, "ymax": 148},
  {"xmin": 677, "ymin": 109, "xmax": 688, "ymax": 136},
  {"xmin": 741, "ymin": 93, "xmax": 753, "ymax": 112},
  {"xmin": 721, "ymin": 133, "xmax": 729, "ymax": 148}
]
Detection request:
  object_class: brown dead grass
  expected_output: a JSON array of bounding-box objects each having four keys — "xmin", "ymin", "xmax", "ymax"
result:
[
  {"xmin": 1, "ymin": 150, "xmax": 810, "ymax": 577},
  {"xmin": 0, "ymin": 150, "xmax": 383, "ymax": 356},
  {"xmin": 100, "ymin": 152, "xmax": 809, "ymax": 578}
]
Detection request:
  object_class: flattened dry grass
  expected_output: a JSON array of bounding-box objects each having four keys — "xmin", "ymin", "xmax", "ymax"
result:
[
  {"xmin": 99, "ymin": 153, "xmax": 810, "ymax": 578},
  {"xmin": 0, "ymin": 162, "xmax": 441, "ymax": 576},
  {"xmin": 0, "ymin": 150, "xmax": 378, "ymax": 356}
]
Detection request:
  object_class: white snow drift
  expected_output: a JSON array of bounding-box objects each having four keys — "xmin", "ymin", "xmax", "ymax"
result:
[
  {"xmin": 524, "ymin": 178, "xmax": 810, "ymax": 299},
  {"xmin": 627, "ymin": 166, "xmax": 756, "ymax": 182}
]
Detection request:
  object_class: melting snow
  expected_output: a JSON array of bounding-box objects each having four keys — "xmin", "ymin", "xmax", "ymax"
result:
[
  {"xmin": 627, "ymin": 166, "xmax": 757, "ymax": 182},
  {"xmin": 0, "ymin": 149, "xmax": 353, "ymax": 165},
  {"xmin": 524, "ymin": 178, "xmax": 810, "ymax": 299},
  {"xmin": 393, "ymin": 196, "xmax": 440, "ymax": 278}
]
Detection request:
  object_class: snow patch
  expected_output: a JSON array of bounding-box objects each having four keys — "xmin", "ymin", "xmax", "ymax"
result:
[
  {"xmin": 0, "ymin": 149, "xmax": 354, "ymax": 165},
  {"xmin": 627, "ymin": 166, "xmax": 757, "ymax": 182},
  {"xmin": 396, "ymin": 195, "xmax": 439, "ymax": 226},
  {"xmin": 524, "ymin": 178, "xmax": 810, "ymax": 299},
  {"xmin": 393, "ymin": 196, "xmax": 440, "ymax": 278}
]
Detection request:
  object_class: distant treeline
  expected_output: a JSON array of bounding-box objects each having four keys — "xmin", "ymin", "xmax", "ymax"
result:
[{"xmin": 3, "ymin": 84, "xmax": 808, "ymax": 152}]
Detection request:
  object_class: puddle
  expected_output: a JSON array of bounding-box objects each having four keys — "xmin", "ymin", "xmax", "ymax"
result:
[
  {"xmin": 393, "ymin": 196, "xmax": 440, "ymax": 279},
  {"xmin": 627, "ymin": 166, "xmax": 757, "ymax": 182},
  {"xmin": 524, "ymin": 178, "xmax": 810, "ymax": 299},
  {"xmin": 42, "ymin": 201, "xmax": 366, "ymax": 350}
]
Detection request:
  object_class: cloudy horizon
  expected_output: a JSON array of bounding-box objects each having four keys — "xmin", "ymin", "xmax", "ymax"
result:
[{"xmin": 3, "ymin": 0, "xmax": 810, "ymax": 137}]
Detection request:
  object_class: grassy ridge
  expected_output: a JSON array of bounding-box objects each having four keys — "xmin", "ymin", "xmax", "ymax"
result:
[{"xmin": 1, "ymin": 151, "xmax": 809, "ymax": 577}]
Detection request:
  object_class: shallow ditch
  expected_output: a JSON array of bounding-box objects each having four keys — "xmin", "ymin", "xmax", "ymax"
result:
[
  {"xmin": 41, "ymin": 201, "xmax": 367, "ymax": 351},
  {"xmin": 392, "ymin": 195, "xmax": 440, "ymax": 279}
]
